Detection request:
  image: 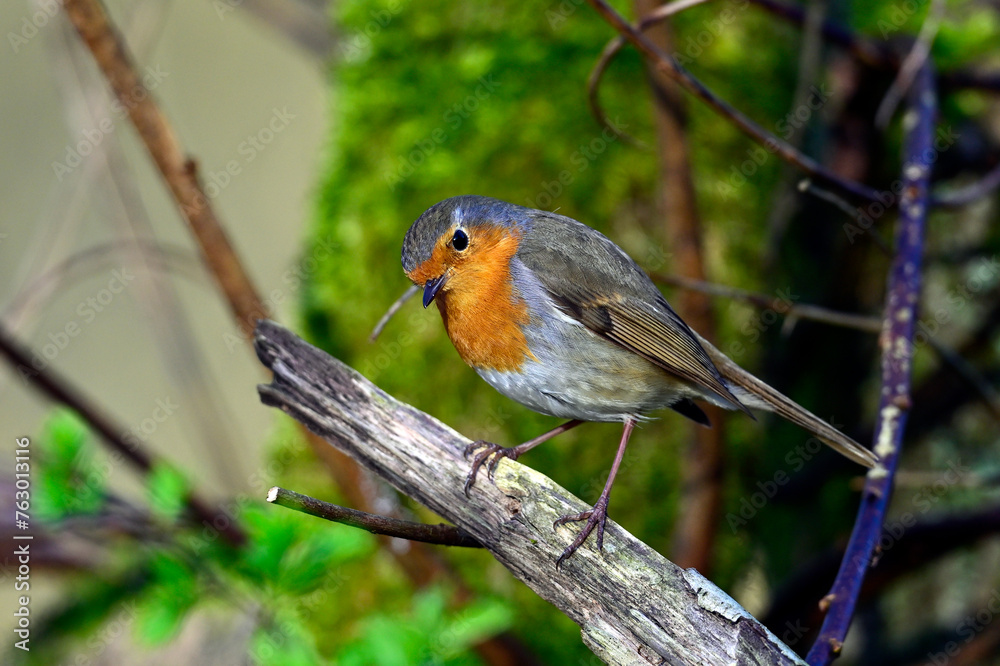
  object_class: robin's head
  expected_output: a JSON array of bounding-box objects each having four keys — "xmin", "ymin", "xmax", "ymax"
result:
[{"xmin": 402, "ymin": 195, "xmax": 528, "ymax": 307}]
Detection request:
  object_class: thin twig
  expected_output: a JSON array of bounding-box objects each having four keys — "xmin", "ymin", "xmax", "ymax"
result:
[
  {"xmin": 369, "ymin": 284, "xmax": 419, "ymax": 342},
  {"xmin": 0, "ymin": 322, "xmax": 246, "ymax": 547},
  {"xmin": 806, "ymin": 60, "xmax": 935, "ymax": 664},
  {"xmin": 587, "ymin": 36, "xmax": 647, "ymax": 148},
  {"xmin": 927, "ymin": 337, "xmax": 1000, "ymax": 423},
  {"xmin": 748, "ymin": 0, "xmax": 893, "ymax": 69},
  {"xmin": 874, "ymin": 0, "xmax": 946, "ymax": 128},
  {"xmin": 933, "ymin": 161, "xmax": 1000, "ymax": 207},
  {"xmin": 654, "ymin": 271, "xmax": 1000, "ymax": 424},
  {"xmin": 762, "ymin": 0, "xmax": 829, "ymax": 268},
  {"xmin": 2, "ymin": 240, "xmax": 202, "ymax": 324},
  {"xmin": 584, "ymin": 0, "xmax": 884, "ymax": 203},
  {"xmin": 797, "ymin": 180, "xmax": 893, "ymax": 255},
  {"xmin": 267, "ymin": 486, "xmax": 483, "ymax": 547},
  {"xmin": 650, "ymin": 272, "xmax": 882, "ymax": 333},
  {"xmin": 586, "ymin": 0, "xmax": 710, "ymax": 147},
  {"xmin": 749, "ymin": 0, "xmax": 1000, "ymax": 94}
]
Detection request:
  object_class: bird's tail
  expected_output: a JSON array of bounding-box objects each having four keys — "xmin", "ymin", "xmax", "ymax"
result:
[{"xmin": 694, "ymin": 333, "xmax": 878, "ymax": 469}]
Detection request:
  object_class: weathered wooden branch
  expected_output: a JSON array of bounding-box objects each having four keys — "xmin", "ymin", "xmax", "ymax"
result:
[{"xmin": 254, "ymin": 319, "xmax": 805, "ymax": 665}]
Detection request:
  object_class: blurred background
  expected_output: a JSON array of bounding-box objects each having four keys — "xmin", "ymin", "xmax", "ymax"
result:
[{"xmin": 1, "ymin": 0, "xmax": 999, "ymax": 663}]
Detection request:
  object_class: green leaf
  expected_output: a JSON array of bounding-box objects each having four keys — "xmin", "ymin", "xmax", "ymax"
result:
[
  {"xmin": 135, "ymin": 587, "xmax": 195, "ymax": 645},
  {"xmin": 249, "ymin": 623, "xmax": 322, "ymax": 666},
  {"xmin": 146, "ymin": 464, "xmax": 190, "ymax": 520},
  {"xmin": 35, "ymin": 409, "xmax": 105, "ymax": 519}
]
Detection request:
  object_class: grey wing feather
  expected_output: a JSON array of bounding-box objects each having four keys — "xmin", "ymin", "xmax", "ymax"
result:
[{"xmin": 516, "ymin": 211, "xmax": 751, "ymax": 416}]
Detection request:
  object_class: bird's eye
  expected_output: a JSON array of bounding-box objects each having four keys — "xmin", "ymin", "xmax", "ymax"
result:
[{"xmin": 451, "ymin": 229, "xmax": 469, "ymax": 251}]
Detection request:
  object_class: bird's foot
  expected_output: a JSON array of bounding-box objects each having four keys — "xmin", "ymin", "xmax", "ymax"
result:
[
  {"xmin": 553, "ymin": 495, "xmax": 610, "ymax": 568},
  {"xmin": 463, "ymin": 440, "xmax": 521, "ymax": 495}
]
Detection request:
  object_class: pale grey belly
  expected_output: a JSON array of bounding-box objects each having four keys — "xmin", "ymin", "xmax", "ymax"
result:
[{"xmin": 475, "ymin": 330, "xmax": 694, "ymax": 422}]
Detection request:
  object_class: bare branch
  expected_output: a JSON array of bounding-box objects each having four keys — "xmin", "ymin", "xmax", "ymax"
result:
[
  {"xmin": 806, "ymin": 60, "xmax": 936, "ymax": 664},
  {"xmin": 586, "ymin": 0, "xmax": 710, "ymax": 147},
  {"xmin": 933, "ymin": 162, "xmax": 1000, "ymax": 207},
  {"xmin": 650, "ymin": 272, "xmax": 882, "ymax": 333},
  {"xmin": 267, "ymin": 486, "xmax": 482, "ymax": 547},
  {"xmin": 584, "ymin": 0, "xmax": 884, "ymax": 203},
  {"xmin": 63, "ymin": 0, "xmax": 267, "ymax": 336},
  {"xmin": 874, "ymin": 0, "xmax": 946, "ymax": 128},
  {"xmin": 254, "ymin": 319, "xmax": 807, "ymax": 666},
  {"xmin": 0, "ymin": 323, "xmax": 246, "ymax": 547}
]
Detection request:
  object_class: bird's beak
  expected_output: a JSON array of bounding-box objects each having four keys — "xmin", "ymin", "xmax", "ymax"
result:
[{"xmin": 422, "ymin": 274, "xmax": 448, "ymax": 308}]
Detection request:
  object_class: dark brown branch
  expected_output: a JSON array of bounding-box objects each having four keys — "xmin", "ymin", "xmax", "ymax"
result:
[
  {"xmin": 749, "ymin": 0, "xmax": 1000, "ymax": 94},
  {"xmin": 254, "ymin": 319, "xmax": 807, "ymax": 666},
  {"xmin": 63, "ymin": 0, "xmax": 267, "ymax": 337},
  {"xmin": 267, "ymin": 486, "xmax": 482, "ymax": 547},
  {"xmin": 584, "ymin": 0, "xmax": 884, "ymax": 203},
  {"xmin": 62, "ymin": 0, "xmax": 482, "ymax": 603},
  {"xmin": 586, "ymin": 0, "xmax": 710, "ymax": 147},
  {"xmin": 0, "ymin": 322, "xmax": 245, "ymax": 547},
  {"xmin": 631, "ymin": 0, "xmax": 725, "ymax": 574}
]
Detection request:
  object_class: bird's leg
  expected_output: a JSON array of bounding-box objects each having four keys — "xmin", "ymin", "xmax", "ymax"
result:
[
  {"xmin": 554, "ymin": 417, "xmax": 636, "ymax": 567},
  {"xmin": 463, "ymin": 419, "xmax": 584, "ymax": 495}
]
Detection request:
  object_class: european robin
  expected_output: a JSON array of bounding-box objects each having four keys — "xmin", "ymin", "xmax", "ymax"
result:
[{"xmin": 401, "ymin": 195, "xmax": 877, "ymax": 566}]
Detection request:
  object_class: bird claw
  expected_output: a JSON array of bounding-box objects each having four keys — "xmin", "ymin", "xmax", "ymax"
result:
[
  {"xmin": 554, "ymin": 497, "xmax": 610, "ymax": 568},
  {"xmin": 462, "ymin": 441, "xmax": 520, "ymax": 495}
]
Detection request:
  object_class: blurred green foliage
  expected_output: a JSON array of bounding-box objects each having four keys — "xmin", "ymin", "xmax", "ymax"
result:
[
  {"xmin": 20, "ymin": 0, "xmax": 1000, "ymax": 664},
  {"xmin": 22, "ymin": 412, "xmax": 512, "ymax": 664}
]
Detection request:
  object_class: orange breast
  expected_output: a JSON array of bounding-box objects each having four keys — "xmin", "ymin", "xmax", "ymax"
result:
[{"xmin": 420, "ymin": 226, "xmax": 536, "ymax": 372}]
